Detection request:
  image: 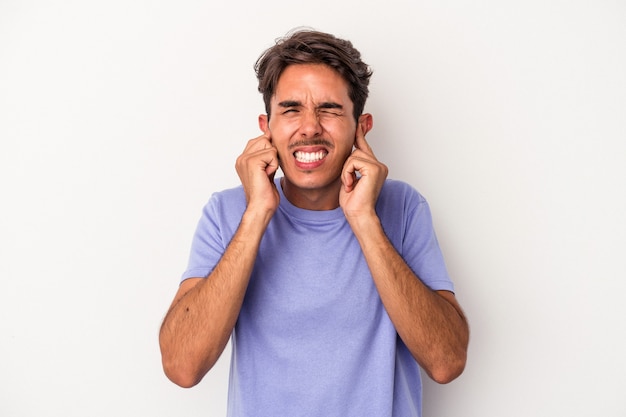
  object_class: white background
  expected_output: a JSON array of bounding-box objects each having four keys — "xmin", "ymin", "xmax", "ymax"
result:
[{"xmin": 1, "ymin": 1, "xmax": 625, "ymax": 416}]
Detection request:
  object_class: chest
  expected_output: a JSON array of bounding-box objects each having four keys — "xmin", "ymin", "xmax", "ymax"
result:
[{"xmin": 242, "ymin": 216, "xmax": 382, "ymax": 337}]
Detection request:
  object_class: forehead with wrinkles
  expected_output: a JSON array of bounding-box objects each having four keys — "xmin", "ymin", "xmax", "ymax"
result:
[{"xmin": 271, "ymin": 64, "xmax": 353, "ymax": 113}]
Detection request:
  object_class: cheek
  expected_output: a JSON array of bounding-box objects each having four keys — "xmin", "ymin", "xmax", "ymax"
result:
[
  {"xmin": 320, "ymin": 117, "xmax": 356, "ymax": 137},
  {"xmin": 269, "ymin": 116, "xmax": 299, "ymax": 131},
  {"xmin": 335, "ymin": 129, "xmax": 356, "ymax": 151},
  {"xmin": 268, "ymin": 121, "xmax": 298, "ymax": 146},
  {"xmin": 339, "ymin": 144, "xmax": 354, "ymax": 162},
  {"xmin": 331, "ymin": 138, "xmax": 355, "ymax": 163}
]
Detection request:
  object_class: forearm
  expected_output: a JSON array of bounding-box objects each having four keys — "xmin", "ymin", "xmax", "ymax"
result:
[
  {"xmin": 349, "ymin": 214, "xmax": 469, "ymax": 383},
  {"xmin": 159, "ymin": 209, "xmax": 272, "ymax": 387}
]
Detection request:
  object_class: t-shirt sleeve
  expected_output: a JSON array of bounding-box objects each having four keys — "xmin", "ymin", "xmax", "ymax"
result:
[
  {"xmin": 401, "ymin": 187, "xmax": 455, "ymax": 293},
  {"xmin": 180, "ymin": 187, "xmax": 247, "ymax": 283},
  {"xmin": 180, "ymin": 196, "xmax": 228, "ymax": 282}
]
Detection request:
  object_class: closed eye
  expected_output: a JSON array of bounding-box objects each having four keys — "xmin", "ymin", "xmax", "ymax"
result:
[
  {"xmin": 278, "ymin": 100, "xmax": 301, "ymax": 114},
  {"xmin": 318, "ymin": 102, "xmax": 343, "ymax": 116}
]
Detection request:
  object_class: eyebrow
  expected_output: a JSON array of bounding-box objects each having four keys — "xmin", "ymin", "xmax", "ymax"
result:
[
  {"xmin": 318, "ymin": 102, "xmax": 343, "ymax": 110},
  {"xmin": 277, "ymin": 100, "xmax": 301, "ymax": 109},
  {"xmin": 277, "ymin": 100, "xmax": 344, "ymax": 110}
]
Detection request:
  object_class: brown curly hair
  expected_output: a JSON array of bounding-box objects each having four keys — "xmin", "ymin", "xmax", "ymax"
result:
[{"xmin": 255, "ymin": 29, "xmax": 373, "ymax": 122}]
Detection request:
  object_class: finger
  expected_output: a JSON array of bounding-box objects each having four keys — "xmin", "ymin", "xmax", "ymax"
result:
[
  {"xmin": 261, "ymin": 130, "xmax": 272, "ymax": 148},
  {"xmin": 341, "ymin": 168, "xmax": 357, "ymax": 192},
  {"xmin": 341, "ymin": 154, "xmax": 364, "ymax": 192},
  {"xmin": 341, "ymin": 157, "xmax": 354, "ymax": 191},
  {"xmin": 243, "ymin": 132, "xmax": 273, "ymax": 153},
  {"xmin": 237, "ymin": 141, "xmax": 277, "ymax": 178},
  {"xmin": 354, "ymin": 123, "xmax": 374, "ymax": 155},
  {"xmin": 263, "ymin": 150, "xmax": 280, "ymax": 177}
]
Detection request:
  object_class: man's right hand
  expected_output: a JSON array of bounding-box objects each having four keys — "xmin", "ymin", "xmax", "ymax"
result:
[{"xmin": 235, "ymin": 133, "xmax": 280, "ymax": 217}]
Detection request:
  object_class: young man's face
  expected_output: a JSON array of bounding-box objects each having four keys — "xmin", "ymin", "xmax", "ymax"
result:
[{"xmin": 259, "ymin": 63, "xmax": 370, "ymax": 207}]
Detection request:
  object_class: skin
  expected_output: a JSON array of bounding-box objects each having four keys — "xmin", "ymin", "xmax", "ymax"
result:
[{"xmin": 159, "ymin": 63, "xmax": 469, "ymax": 388}]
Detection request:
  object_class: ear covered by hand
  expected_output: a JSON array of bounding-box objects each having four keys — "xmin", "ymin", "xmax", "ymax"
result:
[{"xmin": 340, "ymin": 117, "xmax": 388, "ymax": 219}]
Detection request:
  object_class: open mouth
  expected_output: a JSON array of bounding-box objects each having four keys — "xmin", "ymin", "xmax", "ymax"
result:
[{"xmin": 294, "ymin": 150, "xmax": 328, "ymax": 163}]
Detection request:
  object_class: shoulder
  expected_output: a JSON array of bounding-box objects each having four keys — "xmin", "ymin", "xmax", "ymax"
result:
[
  {"xmin": 378, "ymin": 179, "xmax": 427, "ymax": 211},
  {"xmin": 199, "ymin": 184, "xmax": 247, "ymax": 230},
  {"xmin": 376, "ymin": 180, "xmax": 435, "ymax": 241},
  {"xmin": 205, "ymin": 184, "xmax": 246, "ymax": 209}
]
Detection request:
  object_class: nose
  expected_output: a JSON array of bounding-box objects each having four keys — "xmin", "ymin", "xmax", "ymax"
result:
[{"xmin": 298, "ymin": 110, "xmax": 323, "ymax": 138}]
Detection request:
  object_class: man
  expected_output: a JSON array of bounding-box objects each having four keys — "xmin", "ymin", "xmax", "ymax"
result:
[{"xmin": 159, "ymin": 29, "xmax": 469, "ymax": 416}]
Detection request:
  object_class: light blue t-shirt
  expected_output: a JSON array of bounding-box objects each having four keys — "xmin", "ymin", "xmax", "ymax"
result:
[{"xmin": 182, "ymin": 178, "xmax": 454, "ymax": 417}]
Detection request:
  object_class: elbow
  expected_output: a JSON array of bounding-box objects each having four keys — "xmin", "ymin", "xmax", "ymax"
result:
[
  {"xmin": 428, "ymin": 352, "xmax": 467, "ymax": 384},
  {"xmin": 161, "ymin": 358, "xmax": 205, "ymax": 388},
  {"xmin": 159, "ymin": 331, "xmax": 223, "ymax": 388},
  {"xmin": 160, "ymin": 342, "xmax": 214, "ymax": 389},
  {"xmin": 167, "ymin": 374, "xmax": 202, "ymax": 389}
]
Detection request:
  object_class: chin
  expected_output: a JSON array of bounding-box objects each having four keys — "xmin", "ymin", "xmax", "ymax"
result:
[{"xmin": 287, "ymin": 173, "xmax": 340, "ymax": 190}]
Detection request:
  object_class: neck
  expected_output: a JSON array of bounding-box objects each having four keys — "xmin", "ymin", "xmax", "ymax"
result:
[{"xmin": 280, "ymin": 177, "xmax": 341, "ymax": 211}]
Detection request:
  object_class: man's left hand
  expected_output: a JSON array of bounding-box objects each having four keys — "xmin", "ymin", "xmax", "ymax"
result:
[{"xmin": 339, "ymin": 122, "xmax": 388, "ymax": 221}]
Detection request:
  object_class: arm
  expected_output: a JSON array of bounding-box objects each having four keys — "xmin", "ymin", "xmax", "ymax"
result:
[
  {"xmin": 340, "ymin": 122, "xmax": 469, "ymax": 384},
  {"xmin": 347, "ymin": 215, "xmax": 468, "ymax": 383},
  {"xmin": 159, "ymin": 133, "xmax": 279, "ymax": 388}
]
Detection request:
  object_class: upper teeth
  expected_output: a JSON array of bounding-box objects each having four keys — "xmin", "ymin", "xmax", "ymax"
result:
[{"xmin": 294, "ymin": 151, "xmax": 326, "ymax": 163}]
